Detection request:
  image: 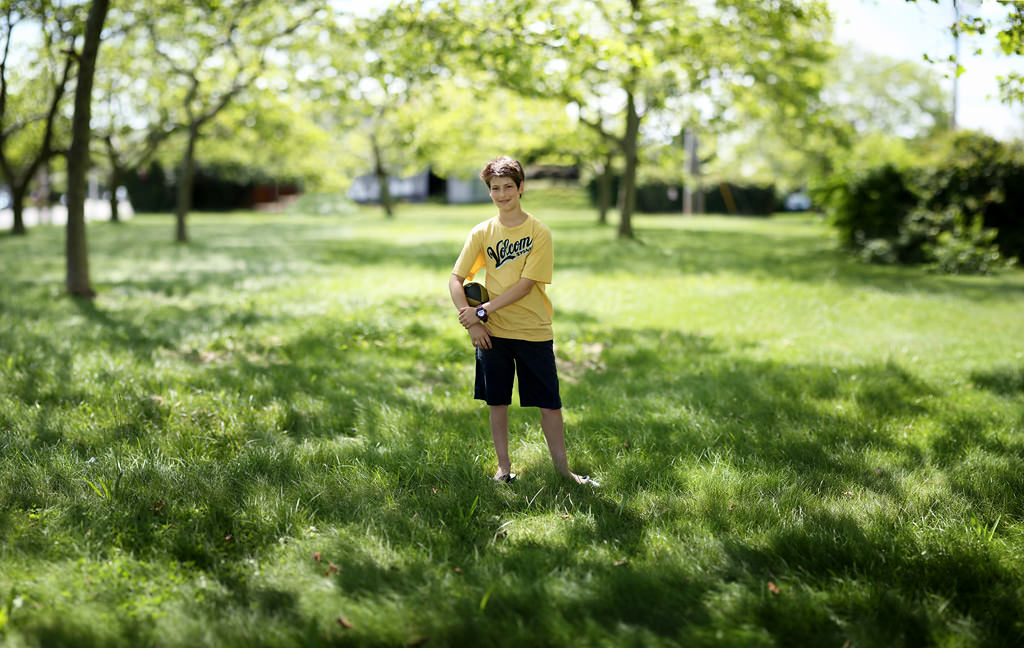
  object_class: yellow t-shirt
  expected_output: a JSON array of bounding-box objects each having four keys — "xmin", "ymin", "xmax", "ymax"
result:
[{"xmin": 453, "ymin": 213, "xmax": 554, "ymax": 342}]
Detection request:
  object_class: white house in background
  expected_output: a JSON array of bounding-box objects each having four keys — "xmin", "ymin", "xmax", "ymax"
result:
[
  {"xmin": 348, "ymin": 169, "xmax": 430, "ymax": 203},
  {"xmin": 446, "ymin": 176, "xmax": 490, "ymax": 204},
  {"xmin": 347, "ymin": 168, "xmax": 491, "ymax": 205}
]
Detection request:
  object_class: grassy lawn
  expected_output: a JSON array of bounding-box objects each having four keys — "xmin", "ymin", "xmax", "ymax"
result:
[{"xmin": 2, "ymin": 193, "xmax": 1023, "ymax": 647}]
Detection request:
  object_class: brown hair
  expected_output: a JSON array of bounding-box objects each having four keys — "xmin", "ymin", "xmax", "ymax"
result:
[{"xmin": 479, "ymin": 156, "xmax": 525, "ymax": 190}]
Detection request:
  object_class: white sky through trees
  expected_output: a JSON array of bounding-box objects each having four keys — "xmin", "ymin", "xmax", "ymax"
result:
[{"xmin": 830, "ymin": 0, "xmax": 1021, "ymax": 138}]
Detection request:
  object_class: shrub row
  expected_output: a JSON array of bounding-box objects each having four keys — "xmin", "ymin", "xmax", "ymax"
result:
[
  {"xmin": 587, "ymin": 177, "xmax": 782, "ymax": 215},
  {"xmin": 827, "ymin": 132, "xmax": 1023, "ymax": 274},
  {"xmin": 125, "ymin": 162, "xmax": 302, "ymax": 213}
]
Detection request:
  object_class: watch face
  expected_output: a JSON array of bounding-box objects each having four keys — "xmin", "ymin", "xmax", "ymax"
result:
[{"xmin": 476, "ymin": 308, "xmax": 487, "ymax": 318}]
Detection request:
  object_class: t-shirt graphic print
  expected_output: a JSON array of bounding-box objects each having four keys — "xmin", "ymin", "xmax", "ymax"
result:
[{"xmin": 488, "ymin": 235, "xmax": 533, "ymax": 268}]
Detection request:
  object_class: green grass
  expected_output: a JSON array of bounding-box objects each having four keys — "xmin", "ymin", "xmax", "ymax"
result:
[{"xmin": 2, "ymin": 196, "xmax": 1023, "ymax": 647}]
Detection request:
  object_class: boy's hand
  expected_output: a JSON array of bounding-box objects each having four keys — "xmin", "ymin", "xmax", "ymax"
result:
[
  {"xmin": 469, "ymin": 324, "xmax": 491, "ymax": 350},
  {"xmin": 458, "ymin": 305, "xmax": 482, "ymax": 329}
]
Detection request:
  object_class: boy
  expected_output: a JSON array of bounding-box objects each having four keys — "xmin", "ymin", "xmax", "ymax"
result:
[{"xmin": 448, "ymin": 156, "xmax": 596, "ymax": 486}]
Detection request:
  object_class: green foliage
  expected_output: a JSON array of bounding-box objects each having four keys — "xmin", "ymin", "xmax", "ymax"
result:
[
  {"xmin": 200, "ymin": 87, "xmax": 340, "ymax": 192},
  {"xmin": 909, "ymin": 0, "xmax": 1024, "ymax": 106},
  {"xmin": 826, "ymin": 132, "xmax": 1024, "ymax": 274},
  {"xmin": 588, "ymin": 177, "xmax": 781, "ymax": 215},
  {"xmin": 827, "ymin": 163, "xmax": 918, "ymax": 249},
  {"xmin": 824, "ymin": 46, "xmax": 951, "ymax": 139},
  {"xmin": 2, "ymin": 207, "xmax": 1024, "ymax": 646},
  {"xmin": 124, "ymin": 162, "xmax": 175, "ymax": 213},
  {"xmin": 708, "ymin": 41, "xmax": 949, "ymax": 195},
  {"xmin": 0, "ymin": 0, "xmax": 77, "ymax": 221},
  {"xmin": 918, "ymin": 131, "xmax": 1024, "ymax": 260},
  {"xmin": 923, "ymin": 208, "xmax": 1016, "ymax": 275},
  {"xmin": 425, "ymin": 0, "xmax": 834, "ymax": 234}
]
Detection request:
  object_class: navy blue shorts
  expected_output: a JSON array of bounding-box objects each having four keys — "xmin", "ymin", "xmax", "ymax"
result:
[{"xmin": 475, "ymin": 337, "xmax": 562, "ymax": 409}]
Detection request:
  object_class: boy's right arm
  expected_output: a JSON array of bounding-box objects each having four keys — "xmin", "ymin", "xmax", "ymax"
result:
[
  {"xmin": 449, "ymin": 273, "xmax": 470, "ymax": 310},
  {"xmin": 450, "ymin": 273, "xmax": 492, "ymax": 349}
]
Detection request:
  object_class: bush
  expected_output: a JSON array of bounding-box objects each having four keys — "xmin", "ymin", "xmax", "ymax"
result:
[
  {"xmin": 828, "ymin": 164, "xmax": 919, "ymax": 249},
  {"xmin": 918, "ymin": 132, "xmax": 1024, "ymax": 261},
  {"xmin": 826, "ymin": 132, "xmax": 1024, "ymax": 274},
  {"xmin": 856, "ymin": 237, "xmax": 898, "ymax": 265},
  {"xmin": 125, "ymin": 162, "xmax": 176, "ymax": 213},
  {"xmin": 703, "ymin": 183, "xmax": 780, "ymax": 216},
  {"xmin": 922, "ymin": 208, "xmax": 1016, "ymax": 275},
  {"xmin": 894, "ymin": 207, "xmax": 950, "ymax": 265},
  {"xmin": 587, "ymin": 177, "xmax": 780, "ymax": 215},
  {"xmin": 852, "ymin": 207, "xmax": 1016, "ymax": 275},
  {"xmin": 636, "ymin": 181, "xmax": 680, "ymax": 213},
  {"xmin": 125, "ymin": 162, "xmax": 306, "ymax": 213}
]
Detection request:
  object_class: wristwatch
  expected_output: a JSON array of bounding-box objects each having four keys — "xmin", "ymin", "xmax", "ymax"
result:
[{"xmin": 476, "ymin": 306, "xmax": 488, "ymax": 322}]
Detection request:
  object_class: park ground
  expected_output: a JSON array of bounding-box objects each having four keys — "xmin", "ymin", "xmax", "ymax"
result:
[{"xmin": 1, "ymin": 191, "xmax": 1023, "ymax": 647}]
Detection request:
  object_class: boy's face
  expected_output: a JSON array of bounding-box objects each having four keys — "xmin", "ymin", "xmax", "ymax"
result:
[{"xmin": 488, "ymin": 176, "xmax": 524, "ymax": 212}]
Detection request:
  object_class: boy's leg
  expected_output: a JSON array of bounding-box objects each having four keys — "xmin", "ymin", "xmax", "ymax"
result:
[
  {"xmin": 476, "ymin": 337, "xmax": 515, "ymax": 479},
  {"xmin": 490, "ymin": 405, "xmax": 512, "ymax": 477},
  {"xmin": 540, "ymin": 407, "xmax": 585, "ymax": 482}
]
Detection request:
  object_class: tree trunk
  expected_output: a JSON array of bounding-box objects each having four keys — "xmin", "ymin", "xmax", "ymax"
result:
[
  {"xmin": 4, "ymin": 164, "xmax": 40, "ymax": 235},
  {"xmin": 372, "ymin": 136, "xmax": 394, "ymax": 218},
  {"xmin": 39, "ymin": 164, "xmax": 51, "ymax": 225},
  {"xmin": 175, "ymin": 124, "xmax": 199, "ymax": 242},
  {"xmin": 65, "ymin": 0, "xmax": 109, "ymax": 298},
  {"xmin": 107, "ymin": 167, "xmax": 122, "ymax": 223},
  {"xmin": 376, "ymin": 166, "xmax": 394, "ymax": 218},
  {"xmin": 951, "ymin": 0, "xmax": 960, "ymax": 131},
  {"xmin": 683, "ymin": 128, "xmax": 700, "ymax": 215},
  {"xmin": 597, "ymin": 153, "xmax": 613, "ymax": 226},
  {"xmin": 618, "ymin": 90, "xmax": 640, "ymax": 239},
  {"xmin": 10, "ymin": 185, "xmax": 27, "ymax": 235}
]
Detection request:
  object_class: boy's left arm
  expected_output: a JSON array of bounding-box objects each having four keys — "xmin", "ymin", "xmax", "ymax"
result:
[
  {"xmin": 484, "ymin": 277, "xmax": 535, "ymax": 313},
  {"xmin": 459, "ymin": 277, "xmax": 536, "ymax": 328}
]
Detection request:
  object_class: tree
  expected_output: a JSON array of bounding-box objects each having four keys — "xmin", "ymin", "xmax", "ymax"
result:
[
  {"xmin": 133, "ymin": 0, "xmax": 324, "ymax": 242},
  {"xmin": 92, "ymin": 5, "xmax": 340, "ymax": 221},
  {"xmin": 64, "ymin": 0, "xmax": 108, "ymax": 297},
  {"xmin": 199, "ymin": 86, "xmax": 345, "ymax": 194},
  {"xmin": 325, "ymin": 4, "xmax": 430, "ymax": 217},
  {"xmin": 0, "ymin": 0, "xmax": 74, "ymax": 235},
  {"xmin": 306, "ymin": 3, "xmax": 576, "ymax": 216},
  {"xmin": 91, "ymin": 18, "xmax": 179, "ymax": 223},
  {"xmin": 411, "ymin": 81, "xmax": 579, "ymax": 194},
  {"xmin": 714, "ymin": 45, "xmax": 951, "ymax": 199},
  {"xmin": 910, "ymin": 0, "xmax": 1024, "ymax": 105},
  {"xmin": 431, "ymin": 0, "xmax": 833, "ymax": 237}
]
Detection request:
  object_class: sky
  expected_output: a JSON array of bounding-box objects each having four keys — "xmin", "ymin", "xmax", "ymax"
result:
[{"xmin": 828, "ymin": 0, "xmax": 1024, "ymax": 139}]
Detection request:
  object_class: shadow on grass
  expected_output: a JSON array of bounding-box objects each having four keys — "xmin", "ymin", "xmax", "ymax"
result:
[
  {"xmin": 570, "ymin": 327, "xmax": 933, "ymax": 462},
  {"xmin": 971, "ymin": 364, "xmax": 1024, "ymax": 397},
  {"xmin": 82, "ymin": 322, "xmax": 1020, "ymax": 643},
  {"xmin": 7, "ymin": 314, "xmax": 1023, "ymax": 644},
  {"xmin": 559, "ymin": 326, "xmax": 1024, "ymax": 645}
]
